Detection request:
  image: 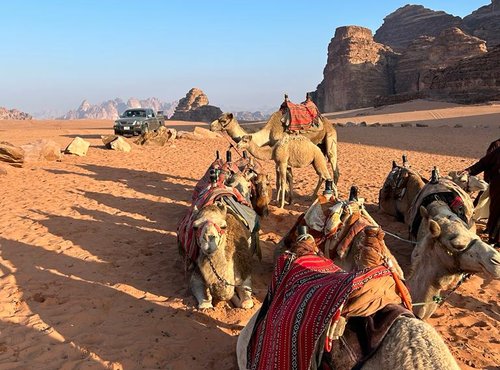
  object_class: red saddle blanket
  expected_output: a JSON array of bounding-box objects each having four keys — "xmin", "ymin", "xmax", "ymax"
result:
[
  {"xmin": 177, "ymin": 184, "xmax": 248, "ymax": 267},
  {"xmin": 284, "ymin": 100, "xmax": 319, "ymax": 132},
  {"xmin": 247, "ymin": 253, "xmax": 392, "ymax": 370}
]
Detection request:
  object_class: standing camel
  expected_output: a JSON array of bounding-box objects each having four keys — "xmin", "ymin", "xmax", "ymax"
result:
[
  {"xmin": 237, "ymin": 134, "xmax": 333, "ymax": 208},
  {"xmin": 210, "ymin": 111, "xmax": 340, "ymax": 183}
]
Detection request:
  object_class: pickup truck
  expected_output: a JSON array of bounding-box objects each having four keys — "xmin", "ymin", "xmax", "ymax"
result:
[{"xmin": 113, "ymin": 108, "xmax": 165, "ymax": 136}]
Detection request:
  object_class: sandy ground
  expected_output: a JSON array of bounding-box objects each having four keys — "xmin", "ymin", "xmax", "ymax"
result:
[{"xmin": 0, "ymin": 101, "xmax": 499, "ymax": 369}]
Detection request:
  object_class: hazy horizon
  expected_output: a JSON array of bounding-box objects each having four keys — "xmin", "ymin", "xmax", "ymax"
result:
[{"xmin": 1, "ymin": 0, "xmax": 489, "ymax": 116}]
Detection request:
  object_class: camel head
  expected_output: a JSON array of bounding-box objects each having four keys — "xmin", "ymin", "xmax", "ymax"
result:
[
  {"xmin": 236, "ymin": 135, "xmax": 252, "ymax": 150},
  {"xmin": 226, "ymin": 171, "xmax": 255, "ymax": 202},
  {"xmin": 192, "ymin": 203, "xmax": 227, "ymax": 256},
  {"xmin": 446, "ymin": 171, "xmax": 488, "ymax": 193},
  {"xmin": 251, "ymin": 173, "xmax": 272, "ymax": 217},
  {"xmin": 210, "ymin": 112, "xmax": 235, "ymax": 132},
  {"xmin": 415, "ymin": 202, "xmax": 500, "ymax": 279}
]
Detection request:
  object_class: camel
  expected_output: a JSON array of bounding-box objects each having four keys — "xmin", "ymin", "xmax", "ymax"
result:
[
  {"xmin": 237, "ymin": 220, "xmax": 459, "ymax": 369},
  {"xmin": 407, "ymin": 202, "xmax": 500, "ymax": 319},
  {"xmin": 189, "ymin": 203, "xmax": 254, "ymax": 309},
  {"xmin": 210, "ymin": 111, "xmax": 339, "ymax": 183},
  {"xmin": 281, "ymin": 184, "xmax": 500, "ymax": 320},
  {"xmin": 379, "ymin": 158, "xmax": 487, "ymax": 224},
  {"xmin": 237, "ymin": 134, "xmax": 333, "ymax": 208}
]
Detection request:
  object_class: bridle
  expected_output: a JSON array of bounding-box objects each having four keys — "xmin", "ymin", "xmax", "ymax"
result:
[{"xmin": 195, "ymin": 220, "xmax": 226, "ymax": 249}]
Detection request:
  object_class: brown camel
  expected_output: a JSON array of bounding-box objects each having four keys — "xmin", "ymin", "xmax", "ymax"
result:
[
  {"xmin": 238, "ymin": 218, "xmax": 459, "ymax": 369},
  {"xmin": 237, "ymin": 134, "xmax": 333, "ymax": 208},
  {"xmin": 210, "ymin": 111, "xmax": 339, "ymax": 183}
]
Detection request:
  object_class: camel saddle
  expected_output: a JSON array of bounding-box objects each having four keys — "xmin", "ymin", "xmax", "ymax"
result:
[
  {"xmin": 380, "ymin": 166, "xmax": 424, "ymax": 201},
  {"xmin": 407, "ymin": 178, "xmax": 474, "ymax": 238},
  {"xmin": 280, "ymin": 99, "xmax": 323, "ymax": 133}
]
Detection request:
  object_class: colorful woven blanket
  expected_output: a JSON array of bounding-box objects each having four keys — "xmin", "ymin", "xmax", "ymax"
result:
[
  {"xmin": 284, "ymin": 100, "xmax": 319, "ymax": 132},
  {"xmin": 247, "ymin": 253, "xmax": 392, "ymax": 370},
  {"xmin": 192, "ymin": 159, "xmax": 241, "ymax": 202}
]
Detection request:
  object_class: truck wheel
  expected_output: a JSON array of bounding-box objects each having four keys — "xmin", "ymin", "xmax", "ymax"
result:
[{"xmin": 114, "ymin": 129, "xmax": 120, "ymax": 135}]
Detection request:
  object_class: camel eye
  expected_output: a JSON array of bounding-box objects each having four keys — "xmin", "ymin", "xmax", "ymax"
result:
[{"xmin": 220, "ymin": 224, "xmax": 227, "ymax": 230}]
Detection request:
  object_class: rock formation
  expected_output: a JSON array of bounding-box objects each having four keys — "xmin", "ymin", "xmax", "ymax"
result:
[
  {"xmin": 0, "ymin": 142, "xmax": 24, "ymax": 166},
  {"xmin": 314, "ymin": 26, "xmax": 397, "ymax": 112},
  {"xmin": 170, "ymin": 88, "xmax": 223, "ymax": 122},
  {"xmin": 374, "ymin": 5, "xmax": 462, "ymax": 52},
  {"xmin": 395, "ymin": 27, "xmax": 487, "ymax": 94},
  {"xmin": 59, "ymin": 98, "xmax": 178, "ymax": 120},
  {"xmin": 234, "ymin": 111, "xmax": 269, "ymax": 122},
  {"xmin": 463, "ymin": 0, "xmax": 500, "ymax": 48},
  {"xmin": 423, "ymin": 45, "xmax": 500, "ymax": 103},
  {"xmin": 0, "ymin": 107, "xmax": 32, "ymax": 120}
]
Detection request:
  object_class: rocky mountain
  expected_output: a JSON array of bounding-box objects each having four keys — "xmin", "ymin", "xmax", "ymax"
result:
[
  {"xmin": 395, "ymin": 27, "xmax": 487, "ymax": 94},
  {"xmin": 464, "ymin": 0, "xmax": 500, "ymax": 48},
  {"xmin": 313, "ymin": 26, "xmax": 397, "ymax": 112},
  {"xmin": 234, "ymin": 111, "xmax": 270, "ymax": 122},
  {"xmin": 170, "ymin": 88, "xmax": 222, "ymax": 122},
  {"xmin": 312, "ymin": 2, "xmax": 500, "ymax": 112},
  {"xmin": 59, "ymin": 98, "xmax": 178, "ymax": 120},
  {"xmin": 374, "ymin": 5, "xmax": 462, "ymax": 52},
  {"xmin": 0, "ymin": 107, "xmax": 32, "ymax": 120},
  {"xmin": 423, "ymin": 45, "xmax": 500, "ymax": 103}
]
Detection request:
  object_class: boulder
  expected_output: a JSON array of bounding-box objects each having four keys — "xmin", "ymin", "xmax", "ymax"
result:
[
  {"xmin": 21, "ymin": 139, "xmax": 62, "ymax": 162},
  {"xmin": 65, "ymin": 137, "xmax": 90, "ymax": 156},
  {"xmin": 134, "ymin": 126, "xmax": 176, "ymax": 146},
  {"xmin": 177, "ymin": 131, "xmax": 204, "ymax": 141},
  {"xmin": 101, "ymin": 135, "xmax": 120, "ymax": 146},
  {"xmin": 109, "ymin": 136, "xmax": 131, "ymax": 152},
  {"xmin": 193, "ymin": 126, "xmax": 221, "ymax": 139},
  {"xmin": 0, "ymin": 142, "xmax": 24, "ymax": 165}
]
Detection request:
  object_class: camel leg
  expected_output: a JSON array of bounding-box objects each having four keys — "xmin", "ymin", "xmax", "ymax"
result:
[
  {"xmin": 286, "ymin": 167, "xmax": 293, "ymax": 204},
  {"xmin": 275, "ymin": 166, "xmax": 281, "ymax": 204},
  {"xmin": 312, "ymin": 177, "xmax": 324, "ymax": 198},
  {"xmin": 190, "ymin": 270, "xmax": 213, "ymax": 309},
  {"xmin": 232, "ymin": 275, "xmax": 254, "ymax": 309},
  {"xmin": 325, "ymin": 132, "xmax": 339, "ymax": 184},
  {"xmin": 278, "ymin": 163, "xmax": 288, "ymax": 208}
]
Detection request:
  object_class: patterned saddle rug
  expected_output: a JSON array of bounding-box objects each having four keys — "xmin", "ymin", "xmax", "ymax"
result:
[
  {"xmin": 247, "ymin": 253, "xmax": 394, "ymax": 370},
  {"xmin": 281, "ymin": 99, "xmax": 321, "ymax": 132}
]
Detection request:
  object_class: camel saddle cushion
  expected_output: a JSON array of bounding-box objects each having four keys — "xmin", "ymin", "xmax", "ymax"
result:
[
  {"xmin": 281, "ymin": 100, "xmax": 321, "ymax": 132},
  {"xmin": 407, "ymin": 178, "xmax": 474, "ymax": 238},
  {"xmin": 247, "ymin": 253, "xmax": 393, "ymax": 370}
]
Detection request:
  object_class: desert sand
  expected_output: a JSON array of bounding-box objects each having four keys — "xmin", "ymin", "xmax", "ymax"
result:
[{"xmin": 0, "ymin": 101, "xmax": 499, "ymax": 369}]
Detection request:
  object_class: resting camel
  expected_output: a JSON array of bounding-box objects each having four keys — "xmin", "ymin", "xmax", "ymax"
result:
[
  {"xmin": 189, "ymin": 203, "xmax": 253, "ymax": 309},
  {"xmin": 237, "ymin": 134, "xmax": 333, "ymax": 208},
  {"xmin": 281, "ymin": 185, "xmax": 500, "ymax": 320},
  {"xmin": 238, "ymin": 213, "xmax": 459, "ymax": 369},
  {"xmin": 210, "ymin": 111, "xmax": 339, "ymax": 183},
  {"xmin": 379, "ymin": 158, "xmax": 487, "ymax": 224}
]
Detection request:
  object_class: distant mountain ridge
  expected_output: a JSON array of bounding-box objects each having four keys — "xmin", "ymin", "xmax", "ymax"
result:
[
  {"xmin": 58, "ymin": 98, "xmax": 178, "ymax": 120},
  {"xmin": 0, "ymin": 107, "xmax": 32, "ymax": 120}
]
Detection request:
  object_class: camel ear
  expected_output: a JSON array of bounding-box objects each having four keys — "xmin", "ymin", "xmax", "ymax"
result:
[
  {"xmin": 428, "ymin": 219, "xmax": 441, "ymax": 239},
  {"xmin": 242, "ymin": 135, "xmax": 252, "ymax": 142},
  {"xmin": 227, "ymin": 113, "xmax": 233, "ymax": 120},
  {"xmin": 192, "ymin": 217, "xmax": 204, "ymax": 229},
  {"xmin": 216, "ymin": 202, "xmax": 227, "ymax": 217},
  {"xmin": 419, "ymin": 206, "xmax": 429, "ymax": 220}
]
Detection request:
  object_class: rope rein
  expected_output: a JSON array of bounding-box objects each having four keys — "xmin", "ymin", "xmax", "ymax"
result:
[
  {"xmin": 207, "ymin": 256, "xmax": 253, "ymax": 293},
  {"xmin": 412, "ymin": 272, "xmax": 472, "ymax": 307},
  {"xmin": 384, "ymin": 230, "xmax": 418, "ymax": 245}
]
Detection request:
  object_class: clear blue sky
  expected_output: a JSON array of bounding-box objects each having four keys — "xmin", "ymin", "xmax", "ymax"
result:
[{"xmin": 0, "ymin": 0, "xmax": 489, "ymax": 115}]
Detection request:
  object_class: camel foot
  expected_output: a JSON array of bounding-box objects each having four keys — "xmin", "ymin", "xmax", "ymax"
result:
[
  {"xmin": 198, "ymin": 300, "xmax": 214, "ymax": 310},
  {"xmin": 240, "ymin": 298, "xmax": 254, "ymax": 309}
]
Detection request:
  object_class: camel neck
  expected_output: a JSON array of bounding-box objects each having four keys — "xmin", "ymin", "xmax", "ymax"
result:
[
  {"xmin": 408, "ymin": 244, "xmax": 459, "ymax": 318},
  {"xmin": 245, "ymin": 141, "xmax": 273, "ymax": 161}
]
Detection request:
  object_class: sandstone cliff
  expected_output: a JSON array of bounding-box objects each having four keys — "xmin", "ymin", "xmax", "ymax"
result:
[
  {"xmin": 0, "ymin": 107, "xmax": 32, "ymax": 120},
  {"xmin": 170, "ymin": 88, "xmax": 222, "ymax": 122},
  {"xmin": 314, "ymin": 26, "xmax": 397, "ymax": 112},
  {"xmin": 374, "ymin": 5, "xmax": 462, "ymax": 52},
  {"xmin": 463, "ymin": 0, "xmax": 500, "ymax": 48},
  {"xmin": 423, "ymin": 45, "xmax": 500, "ymax": 103},
  {"xmin": 395, "ymin": 27, "xmax": 487, "ymax": 94},
  {"xmin": 60, "ymin": 98, "xmax": 178, "ymax": 120}
]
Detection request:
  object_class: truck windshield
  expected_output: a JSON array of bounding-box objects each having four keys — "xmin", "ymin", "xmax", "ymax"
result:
[{"xmin": 121, "ymin": 110, "xmax": 146, "ymax": 118}]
